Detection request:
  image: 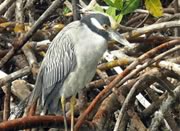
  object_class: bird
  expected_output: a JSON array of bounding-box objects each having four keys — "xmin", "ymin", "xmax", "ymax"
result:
[{"xmin": 28, "ymin": 12, "xmax": 131, "ymax": 131}]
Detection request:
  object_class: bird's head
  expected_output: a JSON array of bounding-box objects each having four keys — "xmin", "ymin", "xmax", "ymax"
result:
[{"xmin": 81, "ymin": 12, "xmax": 131, "ymax": 47}]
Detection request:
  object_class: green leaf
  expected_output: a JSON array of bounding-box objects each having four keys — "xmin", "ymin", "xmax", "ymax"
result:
[
  {"xmin": 104, "ymin": 0, "xmax": 115, "ymax": 7},
  {"xmin": 145, "ymin": 0, "xmax": 163, "ymax": 17},
  {"xmin": 94, "ymin": 3, "xmax": 104, "ymax": 12},
  {"xmin": 63, "ymin": 6, "xmax": 71, "ymax": 15},
  {"xmin": 114, "ymin": 0, "xmax": 123, "ymax": 10},
  {"xmin": 104, "ymin": 0, "xmax": 123, "ymax": 10},
  {"xmin": 106, "ymin": 7, "xmax": 116, "ymax": 18},
  {"xmin": 115, "ymin": 13, "xmax": 123, "ymax": 23},
  {"xmin": 122, "ymin": 0, "xmax": 140, "ymax": 15}
]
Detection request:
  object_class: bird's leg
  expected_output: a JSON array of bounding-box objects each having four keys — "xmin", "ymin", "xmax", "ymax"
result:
[
  {"xmin": 70, "ymin": 95, "xmax": 76, "ymax": 131},
  {"xmin": 61, "ymin": 96, "xmax": 68, "ymax": 131}
]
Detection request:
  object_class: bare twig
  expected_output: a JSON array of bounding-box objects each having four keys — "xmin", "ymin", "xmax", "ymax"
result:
[
  {"xmin": 0, "ymin": 0, "xmax": 65, "ymax": 68},
  {"xmin": 0, "ymin": 66, "xmax": 31, "ymax": 87},
  {"xmin": 135, "ymin": 13, "xmax": 150, "ymax": 28},
  {"xmin": 142, "ymin": 93, "xmax": 166, "ymax": 118},
  {"xmin": 126, "ymin": 14, "xmax": 147, "ymax": 26},
  {"xmin": 4, "ymin": 3, "xmax": 15, "ymax": 20},
  {"xmin": 74, "ymin": 40, "xmax": 180, "ymax": 131},
  {"xmin": 87, "ymin": 75, "xmax": 117, "ymax": 90},
  {"xmin": 72, "ymin": 0, "xmax": 80, "ymax": 20},
  {"xmin": 123, "ymin": 20, "xmax": 180, "ymax": 38},
  {"xmin": 149, "ymin": 84, "xmax": 180, "ymax": 131},
  {"xmin": 15, "ymin": 0, "xmax": 24, "ymax": 23},
  {"xmin": 96, "ymin": 69, "xmax": 110, "ymax": 85},
  {"xmin": 97, "ymin": 58, "xmax": 134, "ymax": 70},
  {"xmin": 114, "ymin": 75, "xmax": 151, "ymax": 131},
  {"xmin": 115, "ymin": 45, "xmax": 180, "ymax": 88},
  {"xmin": 3, "ymin": 84, "xmax": 11, "ymax": 121},
  {"xmin": 22, "ymin": 43, "xmax": 38, "ymax": 67},
  {"xmin": 25, "ymin": 0, "xmax": 38, "ymax": 23},
  {"xmin": 158, "ymin": 60, "xmax": 180, "ymax": 75},
  {"xmin": 0, "ymin": 0, "xmax": 14, "ymax": 15}
]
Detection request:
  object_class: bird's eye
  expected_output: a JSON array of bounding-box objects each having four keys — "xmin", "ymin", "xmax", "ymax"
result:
[{"xmin": 103, "ymin": 24, "xmax": 109, "ymax": 29}]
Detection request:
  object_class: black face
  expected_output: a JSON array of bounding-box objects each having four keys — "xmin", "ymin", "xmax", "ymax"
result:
[
  {"xmin": 81, "ymin": 13, "xmax": 111, "ymax": 40},
  {"xmin": 81, "ymin": 13, "xmax": 111, "ymax": 27}
]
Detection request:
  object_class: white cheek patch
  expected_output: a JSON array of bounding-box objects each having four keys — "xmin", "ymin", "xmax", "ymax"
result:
[{"xmin": 90, "ymin": 18, "xmax": 104, "ymax": 30}]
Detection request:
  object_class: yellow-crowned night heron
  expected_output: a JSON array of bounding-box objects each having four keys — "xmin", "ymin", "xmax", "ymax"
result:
[{"xmin": 29, "ymin": 12, "xmax": 130, "ymax": 131}]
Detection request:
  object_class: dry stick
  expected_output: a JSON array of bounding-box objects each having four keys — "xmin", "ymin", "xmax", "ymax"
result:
[
  {"xmin": 97, "ymin": 58, "xmax": 133, "ymax": 70},
  {"xmin": 87, "ymin": 75, "xmax": 117, "ymax": 90},
  {"xmin": 3, "ymin": 84, "xmax": 11, "ymax": 121},
  {"xmin": 0, "ymin": 115, "xmax": 93, "ymax": 131},
  {"xmin": 114, "ymin": 68, "xmax": 164, "ymax": 130},
  {"xmin": 113, "ymin": 78, "xmax": 144, "ymax": 131},
  {"xmin": 142, "ymin": 93, "xmax": 166, "ymax": 119},
  {"xmin": 113, "ymin": 50, "xmax": 180, "ymax": 126},
  {"xmin": 135, "ymin": 13, "xmax": 150, "ymax": 28},
  {"xmin": 116, "ymin": 45, "xmax": 180, "ymax": 89},
  {"xmin": 174, "ymin": 0, "xmax": 180, "ymax": 12},
  {"xmin": 72, "ymin": 0, "xmax": 80, "ymax": 20},
  {"xmin": 123, "ymin": 20, "xmax": 180, "ymax": 38},
  {"xmin": 22, "ymin": 43, "xmax": 38, "ymax": 66},
  {"xmin": 134, "ymin": 8, "xmax": 174, "ymax": 16},
  {"xmin": 15, "ymin": 0, "xmax": 24, "ymax": 23},
  {"xmin": 156, "ymin": 13, "xmax": 180, "ymax": 23},
  {"xmin": 25, "ymin": 0, "xmax": 39, "ymax": 23},
  {"xmin": 25, "ymin": 0, "xmax": 38, "ymax": 9},
  {"xmin": 22, "ymin": 43, "xmax": 39, "ymax": 79},
  {"xmin": 0, "ymin": 66, "xmax": 31, "ymax": 87},
  {"xmin": 167, "ymin": 55, "xmax": 180, "ymax": 63},
  {"xmin": 149, "ymin": 84, "xmax": 180, "ymax": 131},
  {"xmin": 174, "ymin": 0, "xmax": 180, "ymax": 36},
  {"xmin": 114, "ymin": 45, "xmax": 180, "ymax": 131},
  {"xmin": 114, "ymin": 67, "xmax": 180, "ymax": 131},
  {"xmin": 96, "ymin": 69, "xmax": 110, "ymax": 85},
  {"xmin": 0, "ymin": 0, "xmax": 65, "ymax": 69},
  {"xmin": 126, "ymin": 14, "xmax": 147, "ymax": 26},
  {"xmin": 4, "ymin": 3, "xmax": 15, "ymax": 20},
  {"xmin": 158, "ymin": 60, "xmax": 180, "ymax": 76},
  {"xmin": 74, "ymin": 39, "xmax": 180, "ymax": 130},
  {"xmin": 0, "ymin": 0, "xmax": 14, "ymax": 15}
]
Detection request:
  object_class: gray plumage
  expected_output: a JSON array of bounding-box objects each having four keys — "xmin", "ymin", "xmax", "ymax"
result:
[
  {"xmin": 29, "ymin": 13, "xmax": 130, "ymax": 115},
  {"xmin": 29, "ymin": 17, "xmax": 108, "ymax": 113}
]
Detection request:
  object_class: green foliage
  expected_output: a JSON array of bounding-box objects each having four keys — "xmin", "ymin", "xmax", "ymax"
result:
[
  {"xmin": 63, "ymin": 6, "xmax": 71, "ymax": 15},
  {"xmin": 122, "ymin": 0, "xmax": 140, "ymax": 15},
  {"xmin": 106, "ymin": 7, "xmax": 116, "ymax": 18},
  {"xmin": 95, "ymin": 0, "xmax": 163, "ymax": 23},
  {"xmin": 101, "ymin": 0, "xmax": 140, "ymax": 23},
  {"xmin": 104, "ymin": 0, "xmax": 123, "ymax": 10},
  {"xmin": 93, "ymin": 4, "xmax": 105, "ymax": 12}
]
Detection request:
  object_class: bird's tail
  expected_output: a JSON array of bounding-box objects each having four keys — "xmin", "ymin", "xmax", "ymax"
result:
[
  {"xmin": 28, "ymin": 70, "xmax": 43, "ymax": 106},
  {"xmin": 9, "ymin": 70, "xmax": 43, "ymax": 119}
]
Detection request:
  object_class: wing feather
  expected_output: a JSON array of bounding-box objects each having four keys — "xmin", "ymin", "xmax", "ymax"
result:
[{"xmin": 29, "ymin": 32, "xmax": 77, "ymax": 106}]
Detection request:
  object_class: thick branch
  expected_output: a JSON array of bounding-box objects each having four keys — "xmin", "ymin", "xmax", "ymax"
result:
[
  {"xmin": 0, "ymin": 115, "xmax": 94, "ymax": 131},
  {"xmin": 123, "ymin": 20, "xmax": 180, "ymax": 38}
]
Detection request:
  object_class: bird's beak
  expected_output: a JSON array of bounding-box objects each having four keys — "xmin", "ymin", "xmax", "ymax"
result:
[{"xmin": 107, "ymin": 29, "xmax": 131, "ymax": 47}]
